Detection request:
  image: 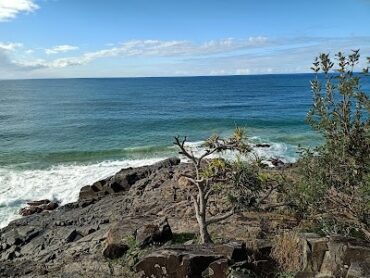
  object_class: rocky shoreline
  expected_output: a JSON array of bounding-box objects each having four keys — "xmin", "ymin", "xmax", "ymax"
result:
[{"xmin": 0, "ymin": 158, "xmax": 369, "ymax": 277}]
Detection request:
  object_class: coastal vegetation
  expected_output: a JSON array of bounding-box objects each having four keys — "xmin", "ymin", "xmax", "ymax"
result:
[
  {"xmin": 174, "ymin": 128, "xmax": 286, "ymax": 244},
  {"xmin": 290, "ymin": 50, "xmax": 370, "ymax": 240},
  {"xmin": 173, "ymin": 130, "xmax": 251, "ymax": 243}
]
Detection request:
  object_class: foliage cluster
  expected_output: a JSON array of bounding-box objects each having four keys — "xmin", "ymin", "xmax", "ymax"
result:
[
  {"xmin": 290, "ymin": 51, "xmax": 370, "ymax": 240},
  {"xmin": 174, "ymin": 128, "xmax": 283, "ymax": 243}
]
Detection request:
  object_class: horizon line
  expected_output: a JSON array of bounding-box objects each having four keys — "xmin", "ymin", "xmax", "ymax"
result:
[{"xmin": 0, "ymin": 71, "xmax": 316, "ymax": 81}]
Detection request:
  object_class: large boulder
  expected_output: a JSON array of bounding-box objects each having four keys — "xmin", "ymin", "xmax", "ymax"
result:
[
  {"xmin": 103, "ymin": 243, "xmax": 129, "ymax": 259},
  {"xmin": 296, "ymin": 233, "xmax": 370, "ymax": 277},
  {"xmin": 135, "ymin": 245, "xmax": 224, "ymax": 278},
  {"xmin": 102, "ymin": 223, "xmax": 131, "ymax": 259},
  {"xmin": 134, "ymin": 242, "xmax": 249, "ymax": 278}
]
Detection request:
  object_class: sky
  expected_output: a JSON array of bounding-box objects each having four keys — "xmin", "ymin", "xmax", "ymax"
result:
[{"xmin": 0, "ymin": 0, "xmax": 369, "ymax": 79}]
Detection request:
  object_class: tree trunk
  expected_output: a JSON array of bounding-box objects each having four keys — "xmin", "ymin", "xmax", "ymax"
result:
[
  {"xmin": 198, "ymin": 218, "xmax": 213, "ymax": 244},
  {"xmin": 193, "ymin": 189, "xmax": 213, "ymax": 244}
]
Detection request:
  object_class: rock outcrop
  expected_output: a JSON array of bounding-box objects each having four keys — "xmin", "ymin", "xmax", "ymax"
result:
[
  {"xmin": 0, "ymin": 157, "xmax": 369, "ymax": 277},
  {"xmin": 297, "ymin": 233, "xmax": 370, "ymax": 278}
]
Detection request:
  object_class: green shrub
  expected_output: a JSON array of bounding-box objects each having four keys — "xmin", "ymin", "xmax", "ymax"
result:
[{"xmin": 293, "ymin": 50, "xmax": 370, "ymax": 240}]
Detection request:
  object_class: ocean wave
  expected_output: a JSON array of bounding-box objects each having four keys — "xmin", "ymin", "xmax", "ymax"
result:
[
  {"xmin": 0, "ymin": 157, "xmax": 165, "ymax": 228},
  {"xmin": 0, "ymin": 145, "xmax": 176, "ymax": 168},
  {"xmin": 181, "ymin": 139, "xmax": 297, "ymax": 165},
  {"xmin": 0, "ymin": 137, "xmax": 298, "ymax": 229}
]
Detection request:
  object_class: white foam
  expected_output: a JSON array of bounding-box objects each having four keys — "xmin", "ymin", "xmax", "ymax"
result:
[
  {"xmin": 0, "ymin": 137, "xmax": 298, "ymax": 229},
  {"xmin": 0, "ymin": 158, "xmax": 164, "ymax": 228},
  {"xmin": 181, "ymin": 139, "xmax": 297, "ymax": 164}
]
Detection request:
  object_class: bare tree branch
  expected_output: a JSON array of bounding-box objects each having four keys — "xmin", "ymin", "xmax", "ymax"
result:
[
  {"xmin": 206, "ymin": 207, "xmax": 235, "ymax": 225},
  {"xmin": 174, "ymin": 136, "xmax": 197, "ymax": 165},
  {"xmin": 255, "ymin": 183, "xmax": 280, "ymax": 207},
  {"xmin": 205, "ymin": 188, "xmax": 213, "ymax": 201}
]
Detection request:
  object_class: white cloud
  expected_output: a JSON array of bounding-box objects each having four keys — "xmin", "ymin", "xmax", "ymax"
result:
[
  {"xmin": 0, "ymin": 48, "xmax": 45, "ymax": 76},
  {"xmin": 2, "ymin": 36, "xmax": 370, "ymax": 78},
  {"xmin": 45, "ymin": 44, "xmax": 79, "ymax": 55},
  {"xmin": 235, "ymin": 68, "xmax": 251, "ymax": 75},
  {"xmin": 0, "ymin": 0, "xmax": 39, "ymax": 21},
  {"xmin": 0, "ymin": 42, "xmax": 23, "ymax": 51},
  {"xmin": 36, "ymin": 37, "xmax": 270, "ymax": 68}
]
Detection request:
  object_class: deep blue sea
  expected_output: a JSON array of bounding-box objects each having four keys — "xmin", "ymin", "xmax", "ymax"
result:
[{"xmin": 0, "ymin": 74, "xmax": 368, "ymax": 227}]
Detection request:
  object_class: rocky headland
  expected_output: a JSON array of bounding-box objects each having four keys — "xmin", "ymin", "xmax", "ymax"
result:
[{"xmin": 0, "ymin": 158, "xmax": 369, "ymax": 277}]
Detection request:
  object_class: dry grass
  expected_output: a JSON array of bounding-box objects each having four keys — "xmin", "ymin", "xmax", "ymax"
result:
[{"xmin": 271, "ymin": 231, "xmax": 303, "ymax": 273}]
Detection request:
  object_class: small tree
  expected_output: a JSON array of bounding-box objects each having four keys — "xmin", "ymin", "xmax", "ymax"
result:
[
  {"xmin": 174, "ymin": 128, "xmax": 251, "ymax": 243},
  {"xmin": 307, "ymin": 50, "xmax": 370, "ymax": 190},
  {"xmin": 298, "ymin": 50, "xmax": 370, "ymax": 239}
]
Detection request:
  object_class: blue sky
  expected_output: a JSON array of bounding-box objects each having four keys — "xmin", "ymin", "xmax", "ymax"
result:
[{"xmin": 0, "ymin": 0, "xmax": 369, "ymax": 79}]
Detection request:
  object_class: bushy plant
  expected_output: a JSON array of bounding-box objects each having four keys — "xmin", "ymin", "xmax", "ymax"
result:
[
  {"xmin": 295, "ymin": 50, "xmax": 370, "ymax": 239},
  {"xmin": 307, "ymin": 50, "xmax": 369, "ymax": 190}
]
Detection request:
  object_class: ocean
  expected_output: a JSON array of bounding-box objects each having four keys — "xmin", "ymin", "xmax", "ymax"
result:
[{"xmin": 1, "ymin": 74, "xmax": 367, "ymax": 227}]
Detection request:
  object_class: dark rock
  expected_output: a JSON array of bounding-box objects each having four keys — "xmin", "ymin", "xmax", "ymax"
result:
[
  {"xmin": 45, "ymin": 202, "xmax": 59, "ymax": 210},
  {"xmin": 19, "ymin": 206, "xmax": 43, "ymax": 216},
  {"xmin": 269, "ymin": 157, "xmax": 285, "ymax": 167},
  {"xmin": 99, "ymin": 218, "xmax": 110, "ymax": 225},
  {"xmin": 203, "ymin": 258, "xmax": 229, "ymax": 278},
  {"xmin": 1, "ymin": 158, "xmax": 369, "ymax": 278},
  {"xmin": 80, "ymin": 225, "xmax": 99, "ymax": 236},
  {"xmin": 213, "ymin": 241, "xmax": 247, "ymax": 263},
  {"xmin": 135, "ymin": 245, "xmax": 224, "ymax": 278},
  {"xmin": 79, "ymin": 185, "xmax": 101, "ymax": 201},
  {"xmin": 19, "ymin": 200, "xmax": 58, "ymax": 217},
  {"xmin": 136, "ymin": 218, "xmax": 173, "ymax": 248},
  {"xmin": 26, "ymin": 199, "xmax": 50, "ymax": 206},
  {"xmin": 78, "ymin": 157, "xmax": 180, "ymax": 201},
  {"xmin": 255, "ymin": 143, "xmax": 271, "ymax": 148},
  {"xmin": 103, "ymin": 243, "xmax": 129, "ymax": 259},
  {"xmin": 65, "ymin": 229, "xmax": 83, "ymax": 243}
]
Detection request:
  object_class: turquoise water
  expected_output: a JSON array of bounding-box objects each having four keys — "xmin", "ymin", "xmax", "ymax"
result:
[
  {"xmin": 0, "ymin": 75, "xmax": 321, "ymax": 168},
  {"xmin": 0, "ymin": 74, "xmax": 367, "ymax": 227}
]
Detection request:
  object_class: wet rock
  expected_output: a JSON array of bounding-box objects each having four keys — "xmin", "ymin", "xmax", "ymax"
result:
[
  {"xmin": 19, "ymin": 200, "xmax": 59, "ymax": 216},
  {"xmin": 255, "ymin": 143, "xmax": 271, "ymax": 148},
  {"xmin": 45, "ymin": 202, "xmax": 59, "ymax": 210},
  {"xmin": 19, "ymin": 206, "xmax": 43, "ymax": 216},
  {"xmin": 269, "ymin": 157, "xmax": 285, "ymax": 167},
  {"xmin": 26, "ymin": 199, "xmax": 50, "ymax": 206}
]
